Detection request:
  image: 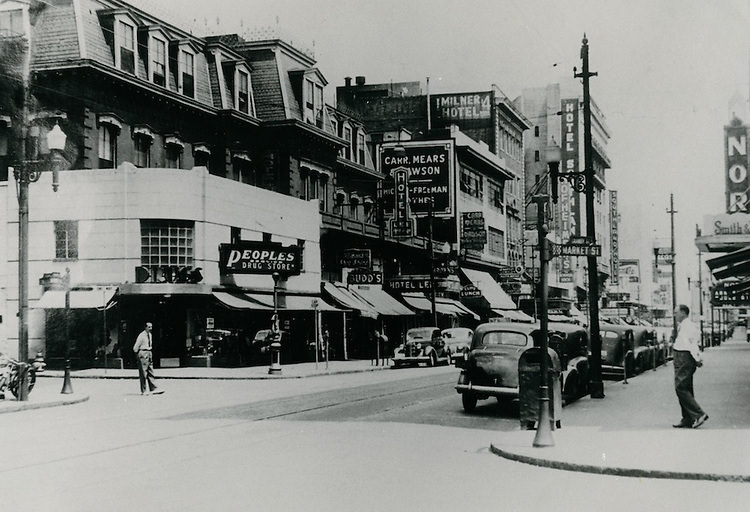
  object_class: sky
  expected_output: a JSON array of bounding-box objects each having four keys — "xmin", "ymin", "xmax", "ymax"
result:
[{"xmin": 134, "ymin": 0, "xmax": 750, "ymax": 304}]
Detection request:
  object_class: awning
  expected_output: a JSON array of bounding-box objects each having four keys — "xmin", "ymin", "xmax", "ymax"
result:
[
  {"xmin": 244, "ymin": 292, "xmax": 343, "ymax": 311},
  {"xmin": 402, "ymin": 294, "xmax": 480, "ymax": 320},
  {"xmin": 460, "ymin": 268, "xmax": 517, "ymax": 309},
  {"xmin": 212, "ymin": 291, "xmax": 272, "ymax": 310},
  {"xmin": 322, "ymin": 282, "xmax": 378, "ymax": 319},
  {"xmin": 351, "ymin": 285, "xmax": 414, "ymax": 316},
  {"xmin": 492, "ymin": 309, "xmax": 534, "ymax": 322},
  {"xmin": 36, "ymin": 287, "xmax": 117, "ymax": 309}
]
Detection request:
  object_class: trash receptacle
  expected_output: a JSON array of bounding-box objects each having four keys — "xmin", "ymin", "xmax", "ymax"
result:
[{"xmin": 518, "ymin": 347, "xmax": 562, "ymax": 430}]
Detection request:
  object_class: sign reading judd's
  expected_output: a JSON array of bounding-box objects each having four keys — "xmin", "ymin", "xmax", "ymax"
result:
[
  {"xmin": 378, "ymin": 141, "xmax": 454, "ymax": 218},
  {"xmin": 725, "ymin": 119, "xmax": 749, "ymax": 213},
  {"xmin": 219, "ymin": 242, "xmax": 300, "ymax": 275}
]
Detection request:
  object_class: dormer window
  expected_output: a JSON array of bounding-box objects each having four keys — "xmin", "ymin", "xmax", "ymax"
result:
[
  {"xmin": 236, "ymin": 67, "xmax": 253, "ymax": 115},
  {"xmin": 117, "ymin": 20, "xmax": 136, "ymax": 74},
  {"xmin": 342, "ymin": 124, "xmax": 352, "ymax": 160},
  {"xmin": 151, "ymin": 37, "xmax": 167, "ymax": 87},
  {"xmin": 179, "ymin": 49, "xmax": 195, "ymax": 98},
  {"xmin": 0, "ymin": 8, "xmax": 24, "ymax": 37},
  {"xmin": 304, "ymin": 78, "xmax": 324, "ymax": 127},
  {"xmin": 330, "ymin": 118, "xmax": 338, "ymax": 138},
  {"xmin": 357, "ymin": 131, "xmax": 366, "ymax": 164}
]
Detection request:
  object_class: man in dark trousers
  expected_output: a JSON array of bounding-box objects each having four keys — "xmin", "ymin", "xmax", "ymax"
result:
[
  {"xmin": 132, "ymin": 322, "xmax": 164, "ymax": 395},
  {"xmin": 672, "ymin": 305, "xmax": 706, "ymax": 428}
]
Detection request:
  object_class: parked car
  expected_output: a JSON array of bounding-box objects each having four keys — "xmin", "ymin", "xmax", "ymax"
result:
[
  {"xmin": 598, "ymin": 325, "xmax": 635, "ymax": 377},
  {"xmin": 632, "ymin": 326, "xmax": 657, "ymax": 373},
  {"xmin": 455, "ymin": 322, "xmax": 590, "ymax": 413},
  {"xmin": 441, "ymin": 327, "xmax": 473, "ymax": 364},
  {"xmin": 393, "ymin": 327, "xmax": 448, "ymax": 367}
]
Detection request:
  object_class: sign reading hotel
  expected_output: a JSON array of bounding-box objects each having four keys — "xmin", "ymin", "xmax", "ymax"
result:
[
  {"xmin": 610, "ymin": 191, "xmax": 619, "ymax": 286},
  {"xmin": 431, "ymin": 92, "xmax": 492, "ymax": 122},
  {"xmin": 561, "ymin": 98, "xmax": 582, "ymax": 236},
  {"xmin": 219, "ymin": 241, "xmax": 300, "ymax": 275},
  {"xmin": 725, "ymin": 120, "xmax": 749, "ymax": 213},
  {"xmin": 378, "ymin": 141, "xmax": 454, "ymax": 218}
]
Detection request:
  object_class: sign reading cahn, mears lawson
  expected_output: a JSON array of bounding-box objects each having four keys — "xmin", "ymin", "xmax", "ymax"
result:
[{"xmin": 219, "ymin": 242, "xmax": 300, "ymax": 275}]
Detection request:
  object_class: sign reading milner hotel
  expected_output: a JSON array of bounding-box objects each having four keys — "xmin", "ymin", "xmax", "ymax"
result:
[
  {"xmin": 219, "ymin": 241, "xmax": 301, "ymax": 275},
  {"xmin": 378, "ymin": 141, "xmax": 455, "ymax": 218}
]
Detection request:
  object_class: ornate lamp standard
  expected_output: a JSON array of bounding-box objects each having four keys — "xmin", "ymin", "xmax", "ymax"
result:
[{"xmin": 14, "ymin": 119, "xmax": 67, "ymax": 400}]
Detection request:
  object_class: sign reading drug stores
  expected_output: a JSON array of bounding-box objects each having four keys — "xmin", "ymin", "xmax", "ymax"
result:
[
  {"xmin": 378, "ymin": 141, "xmax": 454, "ymax": 218},
  {"xmin": 219, "ymin": 241, "xmax": 300, "ymax": 275}
]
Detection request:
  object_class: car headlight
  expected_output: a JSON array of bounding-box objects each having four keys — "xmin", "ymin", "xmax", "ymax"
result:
[{"xmin": 416, "ymin": 343, "xmax": 422, "ymax": 351}]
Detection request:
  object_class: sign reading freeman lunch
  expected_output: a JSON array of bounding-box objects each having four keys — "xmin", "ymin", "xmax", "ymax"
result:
[
  {"xmin": 378, "ymin": 141, "xmax": 454, "ymax": 218},
  {"xmin": 725, "ymin": 120, "xmax": 749, "ymax": 213},
  {"xmin": 219, "ymin": 242, "xmax": 300, "ymax": 275}
]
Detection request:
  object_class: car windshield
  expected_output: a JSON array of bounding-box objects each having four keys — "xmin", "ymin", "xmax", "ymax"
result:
[
  {"xmin": 443, "ymin": 329, "xmax": 470, "ymax": 339},
  {"xmin": 602, "ymin": 331, "xmax": 619, "ymax": 340},
  {"xmin": 407, "ymin": 328, "xmax": 436, "ymax": 341},
  {"xmin": 481, "ymin": 331, "xmax": 527, "ymax": 347}
]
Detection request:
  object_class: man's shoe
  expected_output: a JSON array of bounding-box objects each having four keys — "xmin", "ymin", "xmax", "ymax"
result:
[
  {"xmin": 673, "ymin": 421, "xmax": 690, "ymax": 428},
  {"xmin": 692, "ymin": 413, "xmax": 709, "ymax": 429},
  {"xmin": 151, "ymin": 389, "xmax": 164, "ymax": 395}
]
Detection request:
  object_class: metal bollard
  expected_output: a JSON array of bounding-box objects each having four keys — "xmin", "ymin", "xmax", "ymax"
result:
[{"xmin": 16, "ymin": 363, "xmax": 29, "ymax": 401}]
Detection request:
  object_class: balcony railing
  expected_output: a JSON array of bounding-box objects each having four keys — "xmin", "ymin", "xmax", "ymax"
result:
[{"xmin": 321, "ymin": 211, "xmax": 428, "ymax": 249}]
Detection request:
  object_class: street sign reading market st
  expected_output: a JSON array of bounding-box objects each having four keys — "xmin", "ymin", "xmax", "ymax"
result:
[{"xmin": 219, "ymin": 241, "xmax": 301, "ymax": 275}]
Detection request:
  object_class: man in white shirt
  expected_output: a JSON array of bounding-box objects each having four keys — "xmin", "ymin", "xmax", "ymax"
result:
[
  {"xmin": 672, "ymin": 305, "xmax": 707, "ymax": 428},
  {"xmin": 132, "ymin": 322, "xmax": 164, "ymax": 395}
]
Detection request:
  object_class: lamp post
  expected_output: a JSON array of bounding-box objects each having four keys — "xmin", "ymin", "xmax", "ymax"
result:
[
  {"xmin": 61, "ymin": 267, "xmax": 73, "ymax": 394},
  {"xmin": 697, "ymin": 250, "xmax": 705, "ymax": 351},
  {"xmin": 14, "ymin": 119, "xmax": 67, "ymax": 400},
  {"xmin": 268, "ymin": 271, "xmax": 282, "ymax": 374}
]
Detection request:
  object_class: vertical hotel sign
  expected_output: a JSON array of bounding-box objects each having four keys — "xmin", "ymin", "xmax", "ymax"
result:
[
  {"xmin": 610, "ymin": 191, "xmax": 619, "ymax": 286},
  {"xmin": 725, "ymin": 120, "xmax": 749, "ymax": 213},
  {"xmin": 561, "ymin": 98, "xmax": 581, "ymax": 235}
]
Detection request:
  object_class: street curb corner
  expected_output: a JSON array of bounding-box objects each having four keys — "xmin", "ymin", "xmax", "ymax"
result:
[{"xmin": 0, "ymin": 394, "xmax": 90, "ymax": 415}]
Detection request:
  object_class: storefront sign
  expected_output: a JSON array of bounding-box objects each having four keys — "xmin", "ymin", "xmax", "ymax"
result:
[
  {"xmin": 703, "ymin": 213, "xmax": 750, "ymax": 235},
  {"xmin": 461, "ymin": 211, "xmax": 486, "ymax": 249},
  {"xmin": 460, "ymin": 284, "xmax": 482, "ymax": 298},
  {"xmin": 218, "ymin": 241, "xmax": 300, "ymax": 275},
  {"xmin": 725, "ymin": 121, "xmax": 749, "ymax": 213},
  {"xmin": 339, "ymin": 249, "xmax": 371, "ymax": 269},
  {"xmin": 385, "ymin": 276, "xmax": 432, "ymax": 291},
  {"xmin": 347, "ymin": 271, "xmax": 383, "ymax": 285},
  {"xmin": 378, "ymin": 141, "xmax": 454, "ymax": 218},
  {"xmin": 559, "ymin": 271, "xmax": 574, "ymax": 283},
  {"xmin": 561, "ymin": 98, "xmax": 582, "ymax": 236}
]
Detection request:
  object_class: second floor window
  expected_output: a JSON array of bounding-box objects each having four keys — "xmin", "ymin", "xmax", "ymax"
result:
[
  {"xmin": 118, "ymin": 21, "xmax": 135, "ymax": 74},
  {"xmin": 488, "ymin": 227, "xmax": 505, "ymax": 258},
  {"xmin": 134, "ymin": 134, "xmax": 152, "ymax": 167},
  {"xmin": 460, "ymin": 168, "xmax": 483, "ymax": 200},
  {"xmin": 98, "ymin": 124, "xmax": 117, "ymax": 168},
  {"xmin": 180, "ymin": 50, "xmax": 195, "ymax": 98},
  {"xmin": 151, "ymin": 38, "xmax": 167, "ymax": 87},
  {"xmin": 54, "ymin": 220, "xmax": 78, "ymax": 260}
]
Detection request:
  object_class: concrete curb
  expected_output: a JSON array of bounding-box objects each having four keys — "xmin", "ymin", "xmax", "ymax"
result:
[
  {"xmin": 37, "ymin": 365, "xmax": 395, "ymax": 381},
  {"xmin": 0, "ymin": 394, "xmax": 90, "ymax": 415},
  {"xmin": 489, "ymin": 443, "xmax": 750, "ymax": 483}
]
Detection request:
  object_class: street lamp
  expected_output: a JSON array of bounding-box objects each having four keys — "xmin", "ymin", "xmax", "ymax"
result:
[
  {"xmin": 268, "ymin": 271, "xmax": 282, "ymax": 374},
  {"xmin": 61, "ymin": 267, "xmax": 73, "ymax": 394},
  {"xmin": 14, "ymin": 119, "xmax": 67, "ymax": 400}
]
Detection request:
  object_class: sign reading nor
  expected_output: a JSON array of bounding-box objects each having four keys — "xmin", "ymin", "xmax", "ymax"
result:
[
  {"xmin": 726, "ymin": 121, "xmax": 750, "ymax": 213},
  {"xmin": 219, "ymin": 241, "xmax": 300, "ymax": 275},
  {"xmin": 378, "ymin": 141, "xmax": 454, "ymax": 218}
]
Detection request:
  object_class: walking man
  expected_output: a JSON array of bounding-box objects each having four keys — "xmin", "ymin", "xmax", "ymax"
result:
[
  {"xmin": 672, "ymin": 304, "xmax": 707, "ymax": 428},
  {"xmin": 133, "ymin": 322, "xmax": 164, "ymax": 395}
]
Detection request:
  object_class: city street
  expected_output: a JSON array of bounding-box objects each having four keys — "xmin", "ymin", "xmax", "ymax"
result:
[{"xmin": 4, "ymin": 351, "xmax": 750, "ymax": 511}]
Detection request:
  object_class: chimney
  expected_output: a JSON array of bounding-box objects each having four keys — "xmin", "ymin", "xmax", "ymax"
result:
[
  {"xmin": 344, "ymin": 76, "xmax": 352, "ymax": 87},
  {"xmin": 355, "ymin": 76, "xmax": 366, "ymax": 86}
]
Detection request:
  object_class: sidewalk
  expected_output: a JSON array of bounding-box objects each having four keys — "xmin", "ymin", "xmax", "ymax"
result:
[
  {"xmin": 38, "ymin": 358, "xmax": 393, "ymax": 380},
  {"xmin": 491, "ymin": 335, "xmax": 750, "ymax": 483}
]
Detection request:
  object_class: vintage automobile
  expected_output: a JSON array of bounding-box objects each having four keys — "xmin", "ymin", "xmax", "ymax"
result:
[
  {"xmin": 455, "ymin": 322, "xmax": 590, "ymax": 412},
  {"xmin": 598, "ymin": 325, "xmax": 636, "ymax": 377},
  {"xmin": 393, "ymin": 327, "xmax": 448, "ymax": 367},
  {"xmin": 441, "ymin": 327, "xmax": 473, "ymax": 364}
]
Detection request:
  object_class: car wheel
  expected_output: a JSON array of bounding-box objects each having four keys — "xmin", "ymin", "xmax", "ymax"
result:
[
  {"xmin": 462, "ymin": 393, "xmax": 477, "ymax": 413},
  {"xmin": 563, "ymin": 375, "xmax": 578, "ymax": 404},
  {"xmin": 445, "ymin": 350, "xmax": 452, "ymax": 365}
]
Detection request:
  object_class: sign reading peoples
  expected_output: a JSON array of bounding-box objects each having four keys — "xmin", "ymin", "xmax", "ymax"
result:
[{"xmin": 726, "ymin": 117, "xmax": 750, "ymax": 213}]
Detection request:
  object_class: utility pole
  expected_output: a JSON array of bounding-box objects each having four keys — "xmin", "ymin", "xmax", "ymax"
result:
[
  {"xmin": 697, "ymin": 249, "xmax": 705, "ymax": 350},
  {"xmin": 575, "ymin": 35, "xmax": 604, "ymax": 399},
  {"xmin": 667, "ymin": 193, "xmax": 678, "ymax": 338}
]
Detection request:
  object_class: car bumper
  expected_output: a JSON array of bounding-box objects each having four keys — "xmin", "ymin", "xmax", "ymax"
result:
[
  {"xmin": 393, "ymin": 355, "xmax": 430, "ymax": 364},
  {"xmin": 455, "ymin": 382, "xmax": 519, "ymax": 398}
]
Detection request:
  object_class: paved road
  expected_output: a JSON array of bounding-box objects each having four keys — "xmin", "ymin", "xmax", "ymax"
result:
[{"xmin": 3, "ymin": 363, "xmax": 749, "ymax": 511}]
